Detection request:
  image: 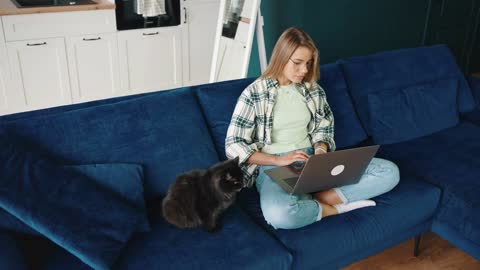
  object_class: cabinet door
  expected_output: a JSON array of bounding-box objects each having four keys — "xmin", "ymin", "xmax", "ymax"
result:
[
  {"xmin": 0, "ymin": 42, "xmax": 10, "ymax": 115},
  {"xmin": 182, "ymin": 0, "xmax": 221, "ymax": 86},
  {"xmin": 67, "ymin": 33, "xmax": 121, "ymax": 103},
  {"xmin": 118, "ymin": 27, "xmax": 182, "ymax": 94},
  {"xmin": 215, "ymin": 36, "xmax": 246, "ymax": 81},
  {"xmin": 0, "ymin": 17, "xmax": 13, "ymax": 116},
  {"xmin": 7, "ymin": 37, "xmax": 72, "ymax": 112}
]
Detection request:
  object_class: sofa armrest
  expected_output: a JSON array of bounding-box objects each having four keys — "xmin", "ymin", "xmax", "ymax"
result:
[{"xmin": 467, "ymin": 75, "xmax": 480, "ymax": 106}]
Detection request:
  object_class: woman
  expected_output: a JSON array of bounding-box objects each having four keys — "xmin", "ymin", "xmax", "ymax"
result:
[{"xmin": 225, "ymin": 27, "xmax": 399, "ymax": 229}]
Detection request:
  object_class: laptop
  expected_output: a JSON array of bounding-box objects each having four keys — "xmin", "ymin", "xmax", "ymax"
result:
[{"xmin": 264, "ymin": 145, "xmax": 380, "ymax": 195}]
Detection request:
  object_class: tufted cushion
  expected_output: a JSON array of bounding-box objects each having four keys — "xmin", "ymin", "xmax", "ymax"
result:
[
  {"xmin": 366, "ymin": 77, "xmax": 459, "ymax": 144},
  {"xmin": 319, "ymin": 63, "xmax": 368, "ymax": 148},
  {"xmin": 340, "ymin": 45, "xmax": 475, "ymax": 121}
]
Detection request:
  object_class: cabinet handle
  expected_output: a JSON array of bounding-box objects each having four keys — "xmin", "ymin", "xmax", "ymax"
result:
[
  {"xmin": 184, "ymin": 7, "xmax": 187, "ymax": 23},
  {"xmin": 26, "ymin": 42, "xmax": 47, "ymax": 46},
  {"xmin": 142, "ymin": 32, "xmax": 159, "ymax": 36},
  {"xmin": 83, "ymin": 37, "xmax": 102, "ymax": 41}
]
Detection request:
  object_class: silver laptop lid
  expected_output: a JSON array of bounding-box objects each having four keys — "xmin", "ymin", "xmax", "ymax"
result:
[{"xmin": 291, "ymin": 145, "xmax": 380, "ymax": 194}]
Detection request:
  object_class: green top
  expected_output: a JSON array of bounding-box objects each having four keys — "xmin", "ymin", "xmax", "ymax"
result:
[{"xmin": 262, "ymin": 83, "xmax": 312, "ymax": 154}]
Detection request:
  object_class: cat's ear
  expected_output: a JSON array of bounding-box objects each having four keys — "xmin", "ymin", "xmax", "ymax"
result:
[{"xmin": 232, "ymin": 156, "xmax": 239, "ymax": 164}]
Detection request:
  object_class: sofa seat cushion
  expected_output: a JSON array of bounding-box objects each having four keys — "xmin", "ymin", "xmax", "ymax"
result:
[
  {"xmin": 378, "ymin": 122, "xmax": 480, "ymax": 248},
  {"xmin": 195, "ymin": 78, "xmax": 256, "ymax": 160},
  {"xmin": 113, "ymin": 205, "xmax": 292, "ymax": 270},
  {"xmin": 238, "ymin": 175, "xmax": 440, "ymax": 270},
  {"xmin": 0, "ymin": 87, "xmax": 219, "ymax": 199},
  {"xmin": 319, "ymin": 63, "xmax": 368, "ymax": 149}
]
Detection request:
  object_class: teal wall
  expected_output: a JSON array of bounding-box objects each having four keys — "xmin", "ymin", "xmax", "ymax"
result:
[
  {"xmin": 303, "ymin": 0, "xmax": 429, "ymax": 63},
  {"xmin": 247, "ymin": 0, "xmax": 480, "ymax": 77}
]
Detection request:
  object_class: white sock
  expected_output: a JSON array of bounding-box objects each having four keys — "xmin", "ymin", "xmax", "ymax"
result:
[{"xmin": 334, "ymin": 200, "xmax": 376, "ymax": 214}]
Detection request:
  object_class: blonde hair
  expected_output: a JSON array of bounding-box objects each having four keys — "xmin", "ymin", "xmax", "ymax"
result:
[{"xmin": 261, "ymin": 27, "xmax": 319, "ymax": 89}]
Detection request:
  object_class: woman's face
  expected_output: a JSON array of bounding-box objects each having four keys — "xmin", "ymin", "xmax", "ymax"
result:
[{"xmin": 278, "ymin": 46, "xmax": 313, "ymax": 85}]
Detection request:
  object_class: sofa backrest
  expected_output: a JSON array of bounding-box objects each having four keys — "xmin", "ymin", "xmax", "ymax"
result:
[
  {"xmin": 195, "ymin": 78, "xmax": 256, "ymax": 160},
  {"xmin": 0, "ymin": 88, "xmax": 220, "ymax": 200},
  {"xmin": 339, "ymin": 44, "xmax": 473, "ymax": 144},
  {"xmin": 195, "ymin": 66, "xmax": 368, "ymax": 157},
  {"xmin": 319, "ymin": 63, "xmax": 368, "ymax": 149},
  {"xmin": 340, "ymin": 44, "xmax": 475, "ymax": 114}
]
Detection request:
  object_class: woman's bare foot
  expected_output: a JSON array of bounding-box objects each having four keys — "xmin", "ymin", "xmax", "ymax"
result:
[
  {"xmin": 320, "ymin": 203, "xmax": 338, "ymax": 218},
  {"xmin": 313, "ymin": 189, "xmax": 344, "ymax": 205}
]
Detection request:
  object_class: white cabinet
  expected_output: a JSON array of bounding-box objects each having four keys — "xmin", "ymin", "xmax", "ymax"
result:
[
  {"xmin": 66, "ymin": 33, "xmax": 121, "ymax": 103},
  {"xmin": 118, "ymin": 27, "xmax": 182, "ymax": 93},
  {"xmin": 2, "ymin": 9, "xmax": 116, "ymax": 42},
  {"xmin": 6, "ymin": 37, "xmax": 72, "ymax": 112},
  {"xmin": 0, "ymin": 19, "xmax": 10, "ymax": 115},
  {"xmin": 0, "ymin": 43, "xmax": 10, "ymax": 115},
  {"xmin": 214, "ymin": 36, "xmax": 246, "ymax": 81},
  {"xmin": 0, "ymin": 4, "xmax": 223, "ymax": 116},
  {"xmin": 181, "ymin": 0, "xmax": 221, "ymax": 87},
  {"xmin": 0, "ymin": 9, "xmax": 117, "ymax": 115}
]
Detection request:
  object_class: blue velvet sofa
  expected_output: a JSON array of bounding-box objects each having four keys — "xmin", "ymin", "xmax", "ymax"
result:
[{"xmin": 1, "ymin": 44, "xmax": 479, "ymax": 270}]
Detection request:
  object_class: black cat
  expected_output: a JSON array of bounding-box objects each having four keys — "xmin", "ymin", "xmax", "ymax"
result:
[{"xmin": 162, "ymin": 157, "xmax": 243, "ymax": 232}]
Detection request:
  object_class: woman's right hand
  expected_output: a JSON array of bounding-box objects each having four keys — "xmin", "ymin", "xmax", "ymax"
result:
[{"xmin": 274, "ymin": 150, "xmax": 310, "ymax": 166}]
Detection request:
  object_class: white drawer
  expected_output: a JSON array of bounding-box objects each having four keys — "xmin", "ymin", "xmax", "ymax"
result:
[{"xmin": 1, "ymin": 9, "xmax": 116, "ymax": 42}]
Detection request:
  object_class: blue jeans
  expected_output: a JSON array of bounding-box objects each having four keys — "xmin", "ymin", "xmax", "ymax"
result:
[{"xmin": 255, "ymin": 147, "xmax": 400, "ymax": 229}]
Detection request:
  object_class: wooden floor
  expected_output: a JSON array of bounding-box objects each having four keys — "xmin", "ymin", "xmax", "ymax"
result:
[{"xmin": 343, "ymin": 232, "xmax": 480, "ymax": 270}]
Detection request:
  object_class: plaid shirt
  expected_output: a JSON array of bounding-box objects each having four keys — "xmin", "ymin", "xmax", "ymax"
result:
[{"xmin": 225, "ymin": 78, "xmax": 336, "ymax": 187}]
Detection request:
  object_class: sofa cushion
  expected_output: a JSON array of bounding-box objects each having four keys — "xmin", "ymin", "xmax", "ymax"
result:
[
  {"xmin": 195, "ymin": 78, "xmax": 256, "ymax": 160},
  {"xmin": 0, "ymin": 87, "xmax": 219, "ymax": 199},
  {"xmin": 0, "ymin": 232, "xmax": 28, "ymax": 270},
  {"xmin": 319, "ymin": 63, "xmax": 368, "ymax": 148},
  {"xmin": 340, "ymin": 46, "xmax": 476, "ymax": 132},
  {"xmin": 0, "ymin": 132, "xmax": 149, "ymax": 270},
  {"xmin": 366, "ymin": 77, "xmax": 459, "ymax": 144},
  {"xmin": 0, "ymin": 163, "xmax": 149, "ymax": 236},
  {"xmin": 378, "ymin": 122, "xmax": 480, "ymax": 250},
  {"xmin": 237, "ymin": 174, "xmax": 440, "ymax": 270},
  {"xmin": 114, "ymin": 205, "xmax": 292, "ymax": 270}
]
